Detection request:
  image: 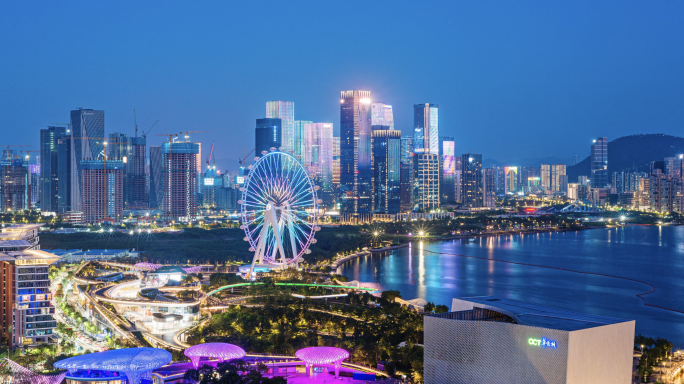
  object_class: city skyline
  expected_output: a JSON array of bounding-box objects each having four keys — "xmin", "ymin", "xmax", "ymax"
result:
[{"xmin": 2, "ymin": 2, "xmax": 683, "ymax": 169}]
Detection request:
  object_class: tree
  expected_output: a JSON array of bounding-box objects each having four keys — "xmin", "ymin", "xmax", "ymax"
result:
[
  {"xmin": 423, "ymin": 302, "xmax": 435, "ymax": 312},
  {"xmin": 381, "ymin": 290, "xmax": 402, "ymax": 304},
  {"xmin": 434, "ymin": 305, "xmax": 449, "ymax": 313}
]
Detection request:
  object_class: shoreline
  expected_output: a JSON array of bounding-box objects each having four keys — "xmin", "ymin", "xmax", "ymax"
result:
[{"xmin": 333, "ymin": 226, "xmax": 594, "ymax": 270}]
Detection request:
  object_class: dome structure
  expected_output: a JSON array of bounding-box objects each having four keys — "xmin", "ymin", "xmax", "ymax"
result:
[
  {"xmin": 295, "ymin": 347, "xmax": 350, "ymax": 378},
  {"xmin": 184, "ymin": 343, "xmax": 247, "ymax": 369},
  {"xmin": 54, "ymin": 348, "xmax": 172, "ymax": 384}
]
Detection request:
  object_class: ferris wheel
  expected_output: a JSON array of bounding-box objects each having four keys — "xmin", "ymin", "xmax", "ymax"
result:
[{"xmin": 240, "ymin": 150, "xmax": 320, "ymax": 278}]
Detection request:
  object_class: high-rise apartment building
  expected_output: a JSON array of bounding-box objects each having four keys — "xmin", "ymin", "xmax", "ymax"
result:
[
  {"xmin": 413, "ymin": 154, "xmax": 440, "ymax": 211},
  {"xmin": 70, "ymin": 108, "xmax": 105, "ymax": 211},
  {"xmin": 29, "ymin": 165, "xmax": 39, "ymax": 209},
  {"xmin": 413, "ymin": 104, "xmax": 439, "ymax": 155},
  {"xmin": 109, "ymin": 133, "xmax": 148, "ymax": 210},
  {"xmin": 1, "ymin": 158, "xmax": 28, "ymax": 211},
  {"xmin": 304, "ymin": 123, "xmax": 334, "ymax": 205},
  {"xmin": 371, "ymin": 103, "xmax": 394, "ymax": 131},
  {"xmin": 482, "ymin": 168, "xmax": 496, "ymax": 207},
  {"xmin": 293, "ymin": 120, "xmax": 312, "ymax": 161},
  {"xmin": 540, "ymin": 164, "xmax": 551, "ymax": 191},
  {"xmin": 372, "ymin": 130, "xmax": 401, "ymax": 214},
  {"xmin": 40, "ymin": 126, "xmax": 69, "ymax": 213},
  {"xmin": 340, "ymin": 90, "xmax": 372, "ymax": 215},
  {"xmin": 439, "ymin": 137, "xmax": 456, "ymax": 204},
  {"xmin": 266, "ymin": 101, "xmax": 295, "ymax": 154},
  {"xmin": 255, "ymin": 118, "xmax": 282, "ymax": 156},
  {"xmin": 57, "ymin": 136, "xmax": 72, "ymax": 213},
  {"xmin": 80, "ymin": 160, "xmax": 124, "ymax": 223},
  {"xmin": 591, "ymin": 137, "xmax": 608, "ymax": 188},
  {"xmin": 161, "ymin": 142, "xmax": 199, "ymax": 221},
  {"xmin": 665, "ymin": 156, "xmax": 683, "ymax": 178},
  {"xmin": 551, "ymin": 164, "xmax": 567, "ymax": 192},
  {"xmin": 332, "ymin": 137, "xmax": 340, "ymax": 193},
  {"xmin": 461, "ymin": 154, "xmax": 483, "ymax": 208},
  {"xmin": 149, "ymin": 146, "xmax": 162, "ymax": 209},
  {"xmin": 0, "ymin": 224, "xmax": 58, "ymax": 349}
]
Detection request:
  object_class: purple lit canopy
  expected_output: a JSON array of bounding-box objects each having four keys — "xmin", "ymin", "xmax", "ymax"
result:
[
  {"xmin": 295, "ymin": 347, "xmax": 349, "ymax": 365},
  {"xmin": 184, "ymin": 343, "xmax": 246, "ymax": 369},
  {"xmin": 182, "ymin": 266, "xmax": 203, "ymax": 274},
  {"xmin": 54, "ymin": 348, "xmax": 172, "ymax": 384},
  {"xmin": 134, "ymin": 262, "xmax": 162, "ymax": 271}
]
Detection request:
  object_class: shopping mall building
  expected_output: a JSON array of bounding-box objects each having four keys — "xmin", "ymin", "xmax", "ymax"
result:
[{"xmin": 424, "ymin": 296, "xmax": 635, "ymax": 384}]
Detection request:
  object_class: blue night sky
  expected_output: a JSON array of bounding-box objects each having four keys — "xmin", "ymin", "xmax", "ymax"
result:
[{"xmin": 1, "ymin": 1, "xmax": 683, "ymax": 168}]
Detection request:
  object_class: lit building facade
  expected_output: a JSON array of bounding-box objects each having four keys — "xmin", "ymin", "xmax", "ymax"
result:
[
  {"xmin": 80, "ymin": 160, "xmax": 124, "ymax": 223},
  {"xmin": 371, "ymin": 103, "xmax": 394, "ymax": 130},
  {"xmin": 149, "ymin": 146, "xmax": 162, "ymax": 209},
  {"xmin": 551, "ymin": 164, "xmax": 567, "ymax": 193},
  {"xmin": 414, "ymin": 154, "xmax": 440, "ymax": 211},
  {"xmin": 70, "ymin": 108, "xmax": 105, "ymax": 211},
  {"xmin": 109, "ymin": 133, "xmax": 148, "ymax": 210},
  {"xmin": 255, "ymin": 118, "xmax": 282, "ymax": 156},
  {"xmin": 0, "ymin": 224, "xmax": 58, "ymax": 349},
  {"xmin": 413, "ymin": 104, "xmax": 439, "ymax": 155},
  {"xmin": 461, "ymin": 154, "xmax": 483, "ymax": 208},
  {"xmin": 439, "ymin": 137, "xmax": 456, "ymax": 204},
  {"xmin": 57, "ymin": 135, "xmax": 72, "ymax": 213},
  {"xmin": 266, "ymin": 101, "xmax": 295, "ymax": 155},
  {"xmin": 304, "ymin": 123, "xmax": 334, "ymax": 204},
  {"xmin": 339, "ymin": 90, "xmax": 372, "ymax": 215},
  {"xmin": 293, "ymin": 120, "xmax": 312, "ymax": 161},
  {"xmin": 400, "ymin": 137, "xmax": 414, "ymax": 212},
  {"xmin": 372, "ymin": 130, "xmax": 401, "ymax": 214},
  {"xmin": 591, "ymin": 137, "xmax": 608, "ymax": 188},
  {"xmin": 332, "ymin": 137, "xmax": 340, "ymax": 193},
  {"xmin": 504, "ymin": 166, "xmax": 518, "ymax": 194},
  {"xmin": 161, "ymin": 142, "xmax": 199, "ymax": 221},
  {"xmin": 482, "ymin": 168, "xmax": 496, "ymax": 208}
]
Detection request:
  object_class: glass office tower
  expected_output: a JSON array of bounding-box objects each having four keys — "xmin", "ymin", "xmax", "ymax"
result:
[
  {"xmin": 340, "ymin": 90, "xmax": 372, "ymax": 215},
  {"xmin": 293, "ymin": 120, "xmax": 312, "ymax": 160},
  {"xmin": 70, "ymin": 108, "xmax": 105, "ymax": 211},
  {"xmin": 371, "ymin": 103, "xmax": 394, "ymax": 131},
  {"xmin": 255, "ymin": 118, "xmax": 282, "ymax": 156},
  {"xmin": 413, "ymin": 104, "xmax": 439, "ymax": 155},
  {"xmin": 372, "ymin": 130, "xmax": 401, "ymax": 214},
  {"xmin": 400, "ymin": 137, "xmax": 414, "ymax": 212},
  {"xmin": 591, "ymin": 137, "xmax": 608, "ymax": 188},
  {"xmin": 439, "ymin": 137, "xmax": 455, "ymax": 203},
  {"xmin": 266, "ymin": 101, "xmax": 295, "ymax": 154},
  {"xmin": 39, "ymin": 126, "xmax": 68, "ymax": 213}
]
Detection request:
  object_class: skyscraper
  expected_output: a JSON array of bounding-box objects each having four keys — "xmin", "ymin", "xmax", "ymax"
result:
[
  {"xmin": 340, "ymin": 90, "xmax": 372, "ymax": 215},
  {"xmin": 266, "ymin": 101, "xmax": 295, "ymax": 154},
  {"xmin": 39, "ymin": 126, "xmax": 68, "ymax": 213},
  {"xmin": 461, "ymin": 154, "xmax": 483, "ymax": 208},
  {"xmin": 504, "ymin": 166, "xmax": 518, "ymax": 194},
  {"xmin": 414, "ymin": 153, "xmax": 440, "ymax": 211},
  {"xmin": 482, "ymin": 168, "xmax": 496, "ymax": 207},
  {"xmin": 371, "ymin": 103, "xmax": 394, "ymax": 130},
  {"xmin": 108, "ymin": 133, "xmax": 148, "ymax": 210},
  {"xmin": 439, "ymin": 137, "xmax": 456, "ymax": 203},
  {"xmin": 161, "ymin": 142, "xmax": 199, "ymax": 221},
  {"xmin": 372, "ymin": 130, "xmax": 401, "ymax": 214},
  {"xmin": 540, "ymin": 164, "xmax": 551, "ymax": 191},
  {"xmin": 413, "ymin": 104, "xmax": 439, "ymax": 155},
  {"xmin": 293, "ymin": 120, "xmax": 312, "ymax": 161},
  {"xmin": 591, "ymin": 137, "xmax": 608, "ymax": 188},
  {"xmin": 149, "ymin": 146, "xmax": 162, "ymax": 209},
  {"xmin": 400, "ymin": 137, "xmax": 414, "ymax": 212},
  {"xmin": 57, "ymin": 136, "xmax": 72, "ymax": 212},
  {"xmin": 551, "ymin": 164, "xmax": 567, "ymax": 192},
  {"xmin": 255, "ymin": 118, "xmax": 282, "ymax": 156},
  {"xmin": 79, "ymin": 159, "xmax": 124, "ymax": 223},
  {"xmin": 304, "ymin": 123, "xmax": 334, "ymax": 205},
  {"xmin": 70, "ymin": 108, "xmax": 105, "ymax": 211}
]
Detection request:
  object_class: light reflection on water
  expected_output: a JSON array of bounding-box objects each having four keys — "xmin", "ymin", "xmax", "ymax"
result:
[{"xmin": 338, "ymin": 226, "xmax": 684, "ymax": 344}]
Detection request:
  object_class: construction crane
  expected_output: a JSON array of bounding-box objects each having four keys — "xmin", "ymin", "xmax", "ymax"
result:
[
  {"xmin": 142, "ymin": 120, "xmax": 158, "ymax": 139},
  {"xmin": 178, "ymin": 130, "xmax": 211, "ymax": 142},
  {"xmin": 135, "ymin": 110, "xmax": 159, "ymax": 139},
  {"xmin": 238, "ymin": 148, "xmax": 255, "ymax": 167},
  {"xmin": 71, "ymin": 138, "xmax": 122, "ymax": 222},
  {"xmin": 206, "ymin": 141, "xmax": 214, "ymax": 167}
]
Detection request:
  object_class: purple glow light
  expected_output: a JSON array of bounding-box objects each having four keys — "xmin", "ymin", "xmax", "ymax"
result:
[
  {"xmin": 295, "ymin": 347, "xmax": 349, "ymax": 365},
  {"xmin": 182, "ymin": 266, "xmax": 203, "ymax": 274},
  {"xmin": 134, "ymin": 262, "xmax": 162, "ymax": 271},
  {"xmin": 184, "ymin": 343, "xmax": 246, "ymax": 369}
]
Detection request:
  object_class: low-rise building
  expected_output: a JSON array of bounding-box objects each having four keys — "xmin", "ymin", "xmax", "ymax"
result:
[{"xmin": 424, "ymin": 296, "xmax": 634, "ymax": 384}]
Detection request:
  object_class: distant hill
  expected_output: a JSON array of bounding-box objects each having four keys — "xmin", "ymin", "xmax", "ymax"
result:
[{"xmin": 567, "ymin": 134, "xmax": 684, "ymax": 183}]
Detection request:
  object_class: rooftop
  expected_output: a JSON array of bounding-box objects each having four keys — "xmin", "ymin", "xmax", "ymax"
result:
[
  {"xmin": 436, "ymin": 296, "xmax": 632, "ymax": 332},
  {"xmin": 0, "ymin": 249, "xmax": 61, "ymax": 265}
]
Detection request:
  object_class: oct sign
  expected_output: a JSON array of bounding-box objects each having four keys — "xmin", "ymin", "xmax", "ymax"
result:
[{"xmin": 528, "ymin": 337, "xmax": 557, "ymax": 349}]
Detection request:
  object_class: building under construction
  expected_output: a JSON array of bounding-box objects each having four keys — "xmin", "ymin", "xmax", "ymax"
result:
[
  {"xmin": 161, "ymin": 142, "xmax": 199, "ymax": 221},
  {"xmin": 80, "ymin": 159, "xmax": 124, "ymax": 223},
  {"xmin": 0, "ymin": 158, "xmax": 28, "ymax": 211}
]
